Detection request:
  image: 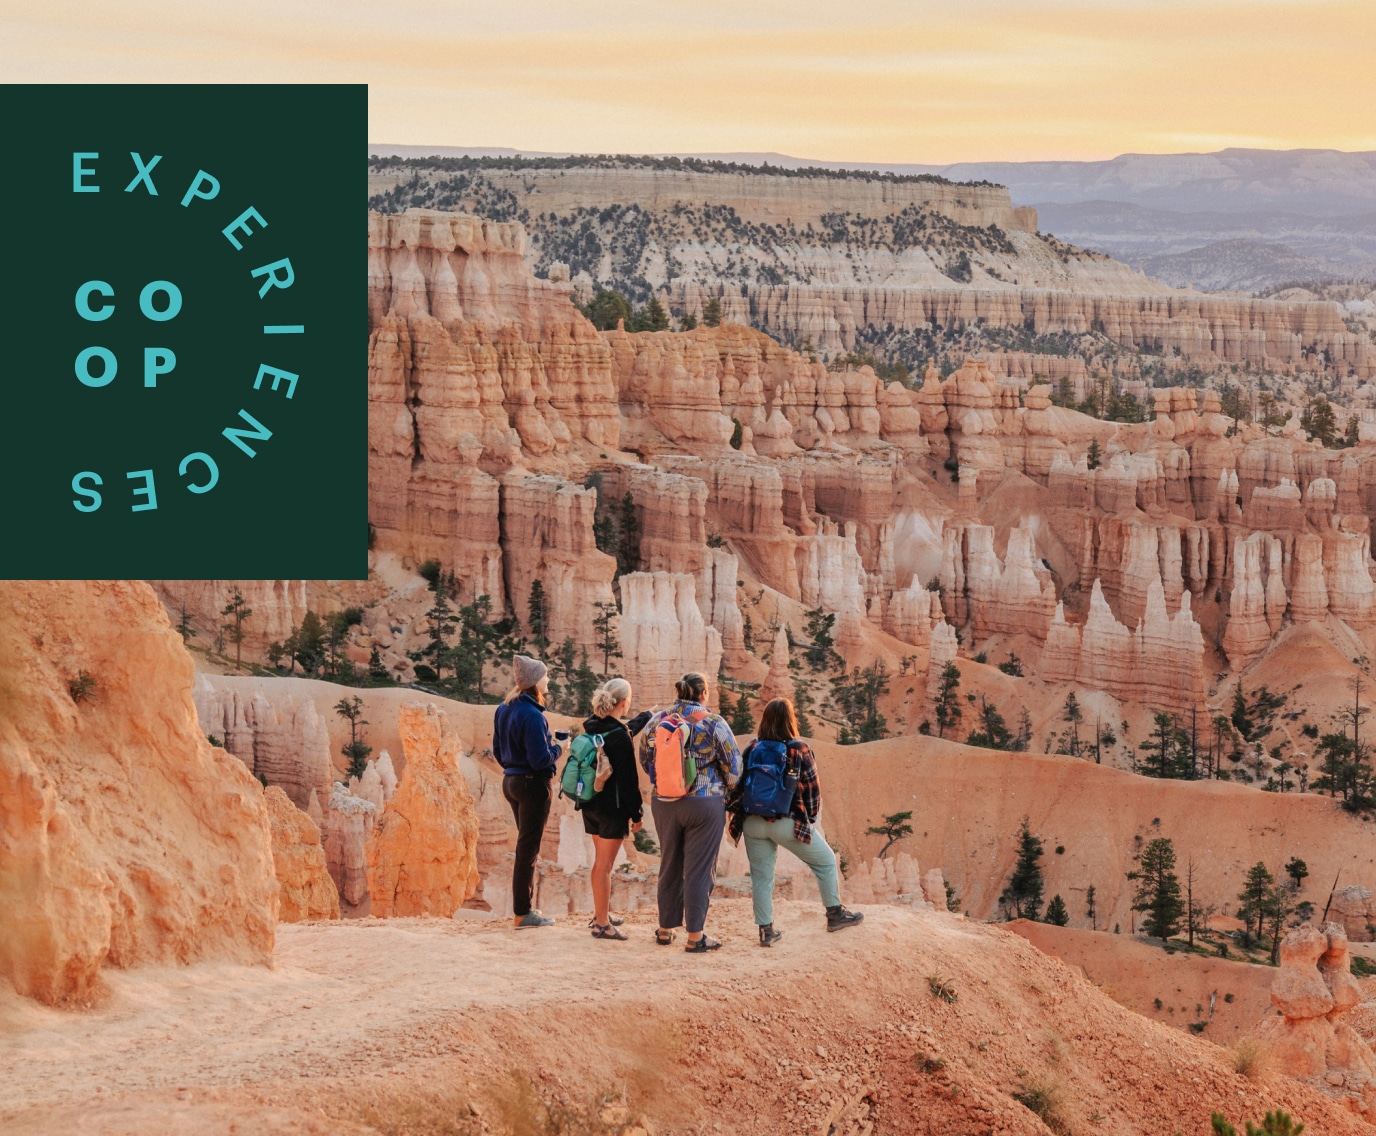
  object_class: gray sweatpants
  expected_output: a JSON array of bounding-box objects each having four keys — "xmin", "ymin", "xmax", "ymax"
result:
[{"xmin": 651, "ymin": 795, "xmax": 726, "ymax": 934}]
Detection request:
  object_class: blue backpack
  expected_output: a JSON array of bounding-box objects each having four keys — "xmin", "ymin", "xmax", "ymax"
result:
[{"xmin": 740, "ymin": 739, "xmax": 799, "ymax": 819}]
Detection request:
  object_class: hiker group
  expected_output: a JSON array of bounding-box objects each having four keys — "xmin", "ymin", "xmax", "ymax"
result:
[{"xmin": 491, "ymin": 655, "xmax": 864, "ymax": 949}]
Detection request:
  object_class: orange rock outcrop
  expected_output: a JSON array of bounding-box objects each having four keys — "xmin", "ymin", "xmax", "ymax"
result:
[
  {"xmin": 1256, "ymin": 923, "xmax": 1376, "ymax": 1107},
  {"xmin": 264, "ymin": 785, "xmax": 340, "ymax": 922},
  {"xmin": 365, "ymin": 703, "xmax": 480, "ymax": 918},
  {"xmin": 0, "ymin": 581, "xmax": 276, "ymax": 1004}
]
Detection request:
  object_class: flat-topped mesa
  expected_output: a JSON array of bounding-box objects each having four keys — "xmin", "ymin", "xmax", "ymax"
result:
[
  {"xmin": 619, "ymin": 572, "xmax": 724, "ymax": 706},
  {"xmin": 1041, "ymin": 578, "xmax": 1206, "ymax": 716},
  {"xmin": 456, "ymin": 163, "xmax": 1034, "ymax": 232}
]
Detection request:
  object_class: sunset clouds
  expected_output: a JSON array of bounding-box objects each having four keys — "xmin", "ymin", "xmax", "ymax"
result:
[{"xmin": 5, "ymin": 0, "xmax": 1372, "ymax": 162}]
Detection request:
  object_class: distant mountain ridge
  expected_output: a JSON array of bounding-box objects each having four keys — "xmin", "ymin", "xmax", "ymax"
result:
[{"xmin": 368, "ymin": 145, "xmax": 1376, "ymax": 292}]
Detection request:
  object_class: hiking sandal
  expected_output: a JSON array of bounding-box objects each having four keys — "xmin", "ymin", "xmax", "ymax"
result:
[
  {"xmin": 588, "ymin": 914, "xmax": 625, "ymax": 928},
  {"xmin": 654, "ymin": 929, "xmax": 676, "ymax": 946},
  {"xmin": 684, "ymin": 936, "xmax": 722, "ymax": 953},
  {"xmin": 591, "ymin": 923, "xmax": 629, "ymax": 940}
]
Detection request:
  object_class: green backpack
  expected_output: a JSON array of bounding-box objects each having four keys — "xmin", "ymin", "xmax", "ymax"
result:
[{"xmin": 559, "ymin": 732, "xmax": 603, "ymax": 804}]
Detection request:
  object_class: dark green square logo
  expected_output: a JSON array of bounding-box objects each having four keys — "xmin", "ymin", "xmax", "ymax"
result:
[{"xmin": 1, "ymin": 84, "xmax": 367, "ymax": 580}]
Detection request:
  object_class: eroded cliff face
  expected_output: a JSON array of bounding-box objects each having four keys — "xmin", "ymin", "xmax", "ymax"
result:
[
  {"xmin": 168, "ymin": 209, "xmax": 1376, "ymax": 758},
  {"xmin": 0, "ymin": 581, "xmax": 276, "ymax": 1004},
  {"xmin": 371, "ymin": 164, "xmax": 1373, "ymax": 379}
]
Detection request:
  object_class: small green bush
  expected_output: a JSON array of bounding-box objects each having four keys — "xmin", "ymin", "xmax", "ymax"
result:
[{"xmin": 67, "ymin": 670, "xmax": 96, "ymax": 704}]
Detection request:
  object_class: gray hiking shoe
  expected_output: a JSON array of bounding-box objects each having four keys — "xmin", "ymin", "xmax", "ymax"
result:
[
  {"xmin": 826, "ymin": 905, "xmax": 864, "ymax": 932},
  {"xmin": 759, "ymin": 923, "xmax": 784, "ymax": 947},
  {"xmin": 514, "ymin": 910, "xmax": 554, "ymax": 928}
]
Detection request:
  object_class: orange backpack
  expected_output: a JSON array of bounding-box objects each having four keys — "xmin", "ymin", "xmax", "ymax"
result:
[{"xmin": 652, "ymin": 708, "xmax": 709, "ymax": 798}]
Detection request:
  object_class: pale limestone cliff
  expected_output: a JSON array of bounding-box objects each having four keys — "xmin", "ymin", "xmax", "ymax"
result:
[
  {"xmin": 193, "ymin": 678, "xmax": 334, "ymax": 808},
  {"xmin": 1041, "ymin": 579, "xmax": 1206, "ymax": 716},
  {"xmin": 619, "ymin": 573, "xmax": 725, "ymax": 706}
]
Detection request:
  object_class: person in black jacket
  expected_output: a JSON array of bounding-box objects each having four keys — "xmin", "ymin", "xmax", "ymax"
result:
[{"xmin": 581, "ymin": 677, "xmax": 653, "ymax": 940}]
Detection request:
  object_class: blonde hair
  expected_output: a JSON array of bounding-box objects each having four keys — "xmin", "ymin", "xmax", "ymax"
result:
[
  {"xmin": 505, "ymin": 684, "xmax": 545, "ymax": 705},
  {"xmin": 592, "ymin": 677, "xmax": 632, "ymax": 718}
]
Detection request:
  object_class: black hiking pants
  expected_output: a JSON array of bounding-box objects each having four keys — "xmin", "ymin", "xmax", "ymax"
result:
[{"xmin": 503, "ymin": 773, "xmax": 552, "ymax": 917}]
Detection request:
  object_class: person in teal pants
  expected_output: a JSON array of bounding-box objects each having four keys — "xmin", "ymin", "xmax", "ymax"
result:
[{"xmin": 726, "ymin": 698, "xmax": 864, "ymax": 946}]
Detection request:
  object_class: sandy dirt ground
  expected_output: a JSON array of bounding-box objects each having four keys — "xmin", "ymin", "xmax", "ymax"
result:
[
  {"xmin": 1006, "ymin": 920, "xmax": 1278, "ymax": 1042},
  {"xmin": 3, "ymin": 901, "xmax": 1373, "ymax": 1136}
]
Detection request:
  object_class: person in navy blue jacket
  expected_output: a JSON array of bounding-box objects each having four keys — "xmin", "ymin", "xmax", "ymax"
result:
[{"xmin": 493, "ymin": 654, "xmax": 561, "ymax": 927}]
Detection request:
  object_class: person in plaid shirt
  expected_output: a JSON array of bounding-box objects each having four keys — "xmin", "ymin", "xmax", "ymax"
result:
[{"xmin": 726, "ymin": 698, "xmax": 864, "ymax": 946}]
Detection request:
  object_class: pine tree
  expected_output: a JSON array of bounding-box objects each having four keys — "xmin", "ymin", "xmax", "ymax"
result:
[
  {"xmin": 866, "ymin": 811, "xmax": 914, "ymax": 859},
  {"xmin": 702, "ymin": 295, "xmax": 723, "ymax": 327},
  {"xmin": 409, "ymin": 578, "xmax": 459, "ymax": 684},
  {"xmin": 592, "ymin": 601, "xmax": 621, "ymax": 676},
  {"xmin": 1062, "ymin": 692, "xmax": 1083, "ymax": 758},
  {"xmin": 933, "ymin": 662, "xmax": 963, "ymax": 739},
  {"xmin": 639, "ymin": 296, "xmax": 670, "ymax": 331},
  {"xmin": 803, "ymin": 608, "xmax": 837, "ymax": 671},
  {"xmin": 293, "ymin": 611, "xmax": 327, "ymax": 676},
  {"xmin": 966, "ymin": 696, "xmax": 1012, "ymax": 750},
  {"xmin": 1237, "ymin": 861, "xmax": 1276, "ymax": 943},
  {"xmin": 572, "ymin": 649, "xmax": 599, "ymax": 716},
  {"xmin": 177, "ymin": 603, "xmax": 198, "ymax": 644},
  {"xmin": 527, "ymin": 580, "xmax": 550, "ymax": 650},
  {"xmin": 1184, "ymin": 858, "xmax": 1214, "ymax": 947},
  {"xmin": 1128, "ymin": 837, "xmax": 1184, "ymax": 940},
  {"xmin": 616, "ymin": 492, "xmax": 640, "ymax": 576},
  {"xmin": 728, "ymin": 690, "xmax": 755, "ymax": 735},
  {"xmin": 334, "ymin": 695, "xmax": 372, "ymax": 780},
  {"xmin": 1045, "ymin": 894, "xmax": 1070, "ymax": 926},
  {"xmin": 1085, "ymin": 883, "xmax": 1097, "ymax": 930},
  {"xmin": 1086, "ymin": 438, "xmax": 1102, "ymax": 470},
  {"xmin": 1000, "ymin": 816, "xmax": 1045, "ymax": 920},
  {"xmin": 367, "ymin": 645, "xmax": 390, "ymax": 685},
  {"xmin": 1139, "ymin": 711, "xmax": 1193, "ymax": 779},
  {"xmin": 1285, "ymin": 857, "xmax": 1309, "ymax": 890},
  {"xmin": 220, "ymin": 587, "xmax": 253, "ymax": 666}
]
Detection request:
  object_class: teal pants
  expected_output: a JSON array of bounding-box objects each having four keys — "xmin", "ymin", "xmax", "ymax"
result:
[{"xmin": 742, "ymin": 815, "xmax": 841, "ymax": 925}]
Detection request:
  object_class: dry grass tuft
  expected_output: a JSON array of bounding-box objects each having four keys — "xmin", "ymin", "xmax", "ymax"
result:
[
  {"xmin": 1231, "ymin": 1037, "xmax": 1272, "ymax": 1080},
  {"xmin": 1012, "ymin": 1076, "xmax": 1070, "ymax": 1135}
]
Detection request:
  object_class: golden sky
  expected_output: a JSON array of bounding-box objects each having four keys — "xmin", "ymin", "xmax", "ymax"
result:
[{"xmin": 5, "ymin": 0, "xmax": 1374, "ymax": 163}]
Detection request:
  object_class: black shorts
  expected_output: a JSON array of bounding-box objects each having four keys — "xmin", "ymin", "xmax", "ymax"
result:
[{"xmin": 581, "ymin": 801, "xmax": 632, "ymax": 840}]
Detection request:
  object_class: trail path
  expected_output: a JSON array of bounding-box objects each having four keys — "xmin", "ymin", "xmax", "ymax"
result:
[{"xmin": 2, "ymin": 900, "xmax": 1371, "ymax": 1136}]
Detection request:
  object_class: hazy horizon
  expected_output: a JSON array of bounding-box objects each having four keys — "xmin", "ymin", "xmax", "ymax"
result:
[{"xmin": 6, "ymin": 0, "xmax": 1375, "ymax": 165}]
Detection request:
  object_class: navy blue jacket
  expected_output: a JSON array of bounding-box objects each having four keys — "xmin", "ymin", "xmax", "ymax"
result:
[{"xmin": 493, "ymin": 693, "xmax": 559, "ymax": 776}]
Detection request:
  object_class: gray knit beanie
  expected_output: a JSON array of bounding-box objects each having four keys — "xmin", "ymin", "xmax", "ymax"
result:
[{"xmin": 513, "ymin": 654, "xmax": 547, "ymax": 689}]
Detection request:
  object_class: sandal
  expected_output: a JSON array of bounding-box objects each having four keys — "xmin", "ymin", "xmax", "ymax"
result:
[
  {"xmin": 654, "ymin": 929, "xmax": 676, "ymax": 946},
  {"xmin": 588, "ymin": 914, "xmax": 625, "ymax": 928},
  {"xmin": 591, "ymin": 923, "xmax": 629, "ymax": 940},
  {"xmin": 684, "ymin": 936, "xmax": 722, "ymax": 953}
]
